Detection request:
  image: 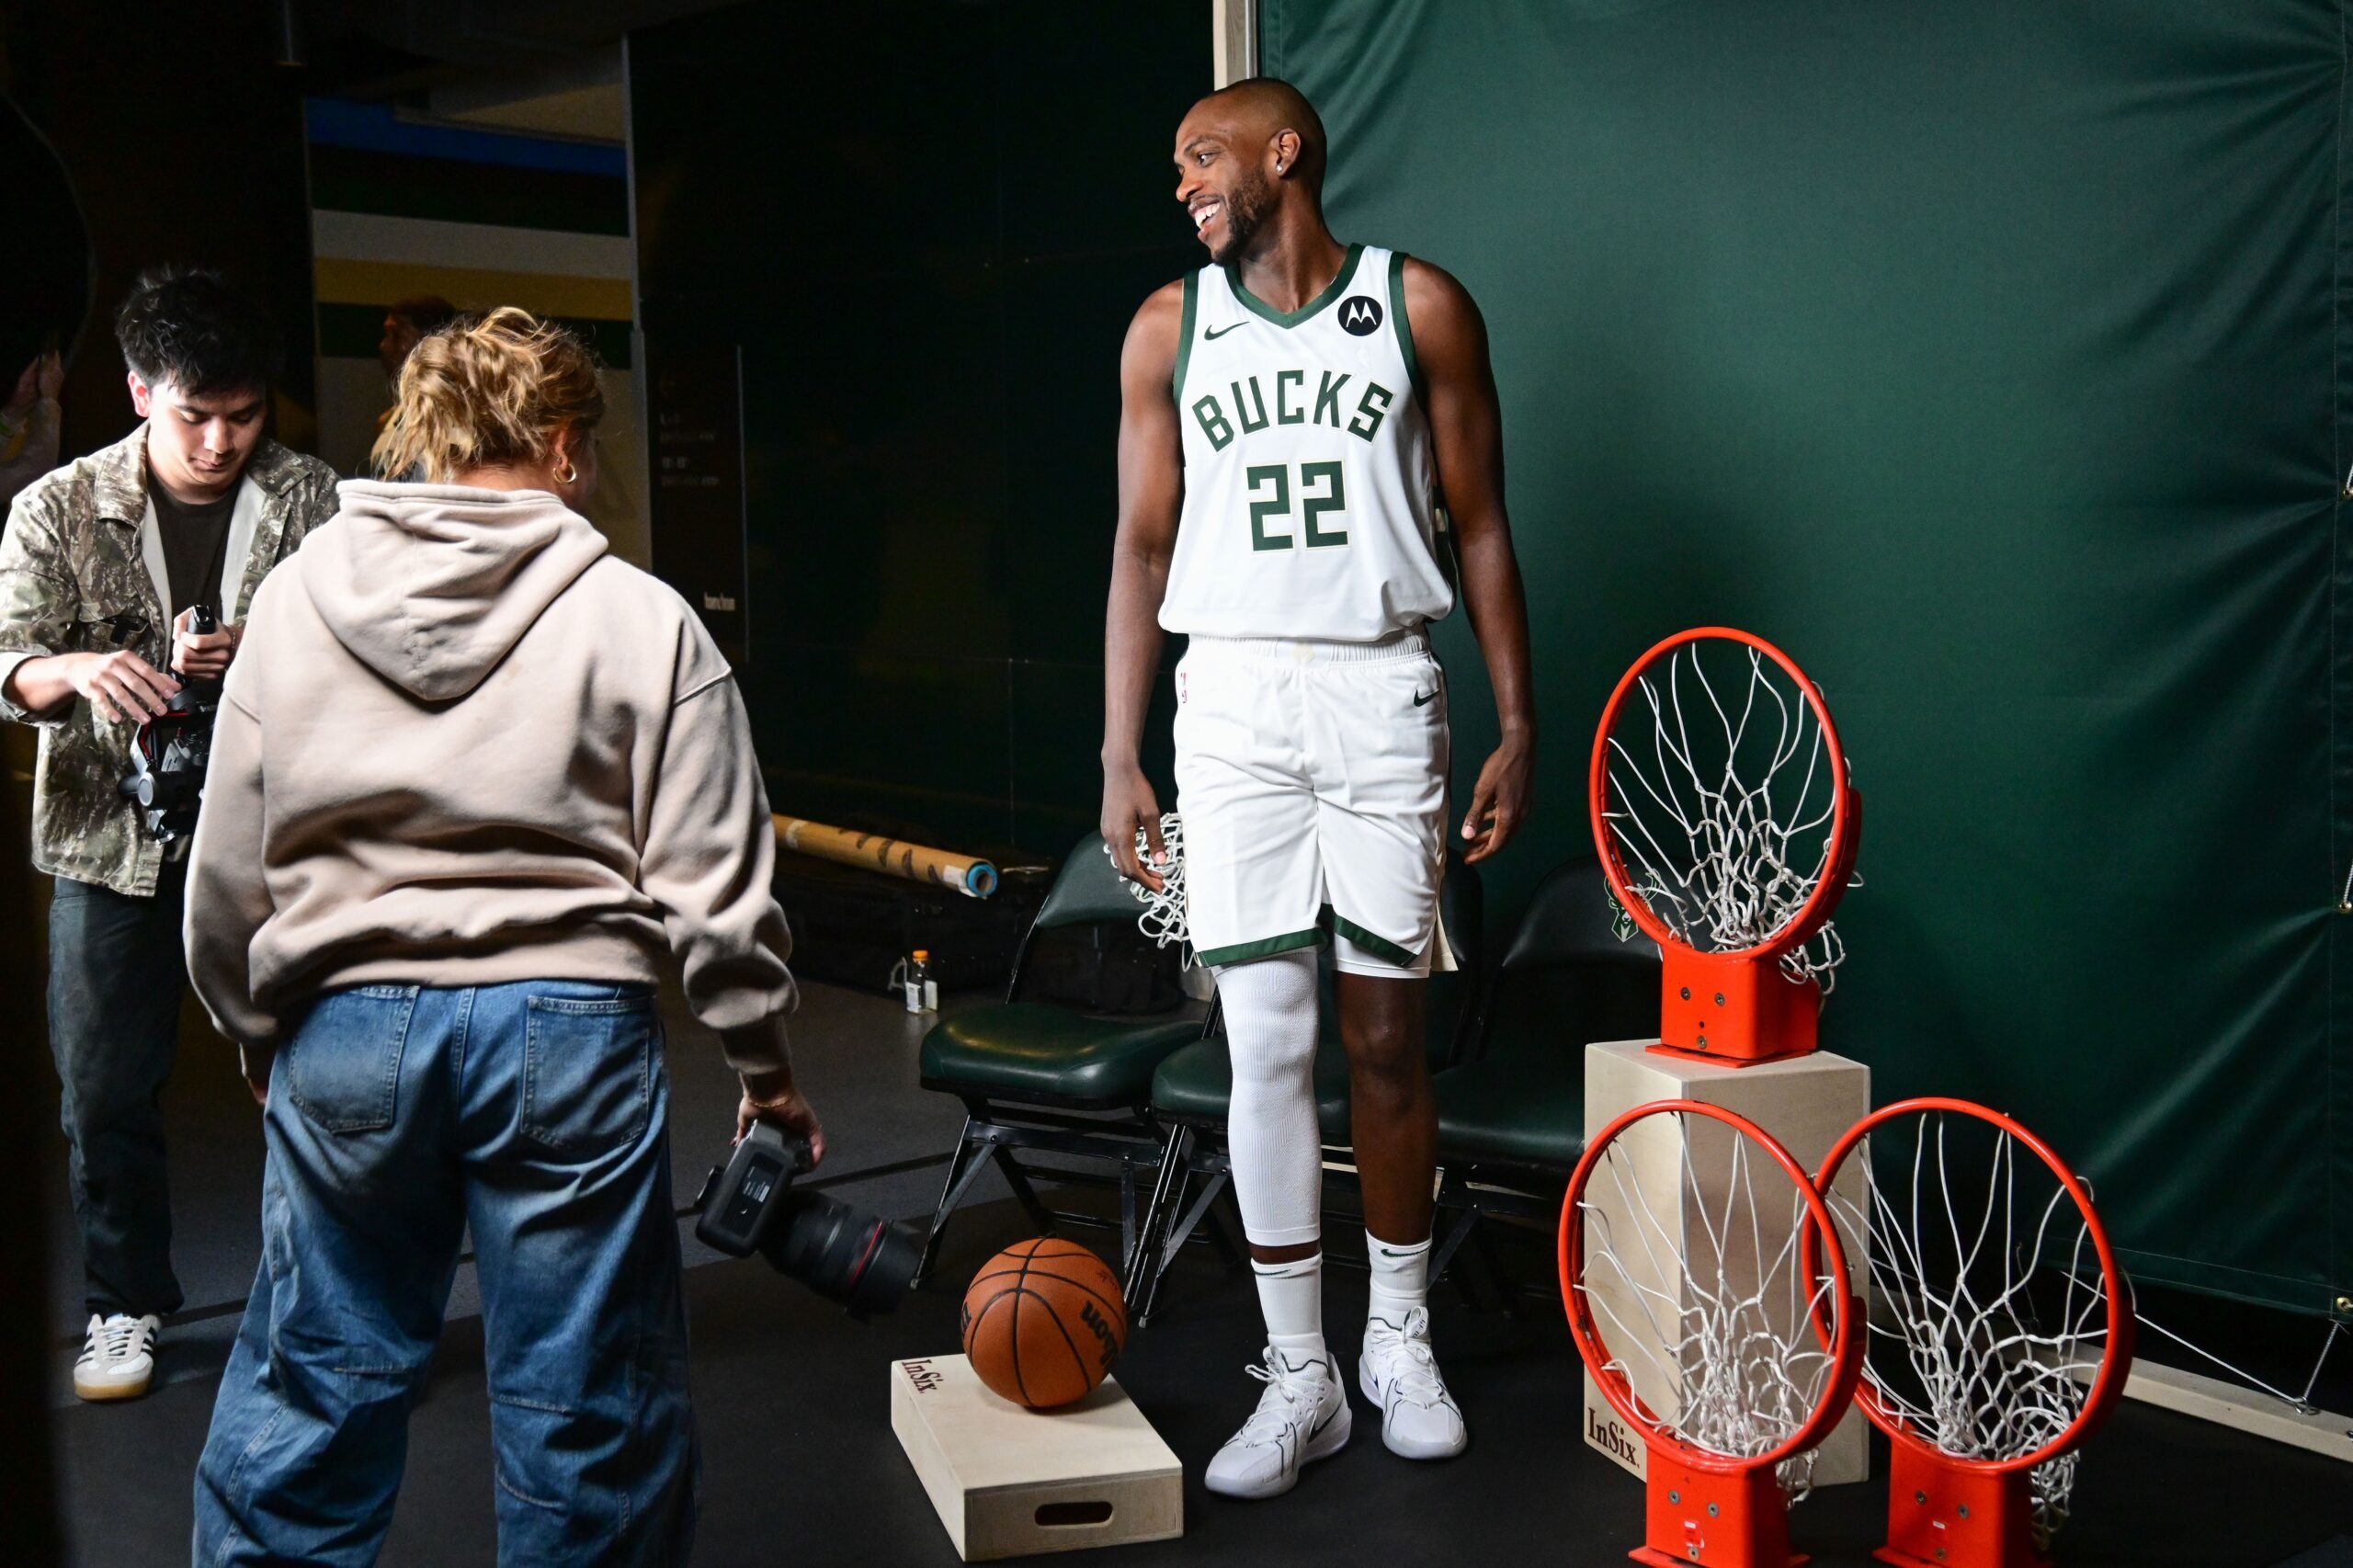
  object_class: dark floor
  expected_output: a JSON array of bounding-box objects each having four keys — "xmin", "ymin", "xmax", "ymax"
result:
[{"xmin": 39, "ymin": 976, "xmax": 2353, "ymax": 1566}]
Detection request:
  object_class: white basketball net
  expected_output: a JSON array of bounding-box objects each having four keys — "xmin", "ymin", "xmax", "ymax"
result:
[
  {"xmin": 1835, "ymin": 1115, "xmax": 2117, "ymax": 1548},
  {"xmin": 1574, "ymin": 1113, "xmax": 1847, "ymax": 1500},
  {"xmin": 1601, "ymin": 642, "xmax": 1856, "ymax": 993},
  {"xmin": 1103, "ymin": 812, "xmax": 1188, "ymax": 957}
]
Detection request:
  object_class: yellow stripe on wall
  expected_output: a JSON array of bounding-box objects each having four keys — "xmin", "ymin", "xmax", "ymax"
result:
[{"xmin": 313, "ymin": 257, "xmax": 632, "ymax": 320}]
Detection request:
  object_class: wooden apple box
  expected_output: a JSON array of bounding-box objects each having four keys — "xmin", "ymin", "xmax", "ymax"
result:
[{"xmin": 890, "ymin": 1355, "xmax": 1183, "ymax": 1560}]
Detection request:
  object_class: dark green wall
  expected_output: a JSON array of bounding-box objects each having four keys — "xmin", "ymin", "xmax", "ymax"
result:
[
  {"xmin": 630, "ymin": 1, "xmax": 1210, "ymax": 855},
  {"xmin": 1267, "ymin": 0, "xmax": 2350, "ymax": 1311}
]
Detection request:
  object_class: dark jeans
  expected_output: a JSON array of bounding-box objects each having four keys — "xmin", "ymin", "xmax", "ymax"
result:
[
  {"xmin": 193, "ymin": 980, "xmax": 698, "ymax": 1567},
  {"xmin": 48, "ymin": 861, "xmax": 188, "ymax": 1319}
]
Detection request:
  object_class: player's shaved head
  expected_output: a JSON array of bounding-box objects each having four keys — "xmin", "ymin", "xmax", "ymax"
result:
[
  {"xmin": 1174, "ymin": 77, "xmax": 1330, "ymax": 263},
  {"xmin": 1193, "ymin": 77, "xmax": 1326, "ymax": 194}
]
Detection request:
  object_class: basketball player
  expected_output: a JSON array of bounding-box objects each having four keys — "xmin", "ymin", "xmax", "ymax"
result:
[{"xmin": 1101, "ymin": 79, "xmax": 1535, "ymax": 1497}]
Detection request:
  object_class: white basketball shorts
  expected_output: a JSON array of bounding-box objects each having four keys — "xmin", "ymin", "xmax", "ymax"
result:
[{"xmin": 1174, "ymin": 631, "xmax": 1454, "ymax": 978}]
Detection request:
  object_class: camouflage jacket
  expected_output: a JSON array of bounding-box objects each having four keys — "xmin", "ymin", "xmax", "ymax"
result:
[{"xmin": 0, "ymin": 427, "xmax": 340, "ymax": 896}]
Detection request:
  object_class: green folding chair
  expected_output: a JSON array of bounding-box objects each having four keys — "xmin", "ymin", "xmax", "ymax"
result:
[
  {"xmin": 914, "ymin": 832, "xmax": 1210, "ymax": 1290},
  {"xmin": 1426, "ymin": 854, "xmax": 1660, "ymax": 1304}
]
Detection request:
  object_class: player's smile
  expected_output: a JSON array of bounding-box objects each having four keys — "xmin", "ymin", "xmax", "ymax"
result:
[
  {"xmin": 1176, "ymin": 123, "xmax": 1256, "ymax": 259},
  {"xmin": 1185, "ymin": 174, "xmax": 1269, "ymax": 263}
]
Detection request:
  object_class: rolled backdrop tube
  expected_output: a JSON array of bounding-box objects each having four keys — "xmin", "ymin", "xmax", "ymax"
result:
[{"xmin": 772, "ymin": 814, "xmax": 998, "ymax": 899}]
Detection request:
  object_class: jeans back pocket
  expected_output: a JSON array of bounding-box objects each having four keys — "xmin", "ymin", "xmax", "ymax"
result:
[
  {"xmin": 521, "ymin": 991, "xmax": 657, "ymax": 1155},
  {"xmin": 286, "ymin": 985, "xmax": 418, "ymax": 1133}
]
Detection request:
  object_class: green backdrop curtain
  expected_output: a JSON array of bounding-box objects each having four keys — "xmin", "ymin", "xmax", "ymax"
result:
[{"xmin": 1265, "ymin": 0, "xmax": 2352, "ymax": 1312}]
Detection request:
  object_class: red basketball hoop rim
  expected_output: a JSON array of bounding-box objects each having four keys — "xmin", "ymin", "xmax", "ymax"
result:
[
  {"xmin": 1803, "ymin": 1096, "xmax": 2135, "ymax": 1473},
  {"xmin": 1558, "ymin": 1097, "xmax": 1865, "ymax": 1474},
  {"xmin": 1588, "ymin": 627, "xmax": 1856, "ymax": 963}
]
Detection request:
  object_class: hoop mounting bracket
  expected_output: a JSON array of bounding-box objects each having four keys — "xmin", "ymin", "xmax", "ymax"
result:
[
  {"xmin": 1873, "ymin": 1445, "xmax": 2045, "ymax": 1568},
  {"xmin": 1636, "ymin": 1455, "xmax": 1808, "ymax": 1568},
  {"xmin": 1649, "ymin": 947, "xmax": 1822, "ymax": 1066}
]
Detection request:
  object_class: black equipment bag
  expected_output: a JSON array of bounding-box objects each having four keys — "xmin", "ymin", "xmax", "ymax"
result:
[{"xmin": 1018, "ymin": 919, "xmax": 1185, "ymax": 1015}]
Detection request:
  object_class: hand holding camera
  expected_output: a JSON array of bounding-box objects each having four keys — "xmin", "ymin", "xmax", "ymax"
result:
[
  {"xmin": 119, "ymin": 603, "xmax": 222, "ymax": 843},
  {"xmin": 171, "ymin": 604, "xmax": 239, "ymax": 682},
  {"xmin": 695, "ymin": 1094, "xmax": 917, "ymax": 1320},
  {"xmin": 737, "ymin": 1068, "xmax": 825, "ymax": 1162}
]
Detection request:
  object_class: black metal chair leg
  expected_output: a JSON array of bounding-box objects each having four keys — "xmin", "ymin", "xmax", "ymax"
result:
[
  {"xmin": 1472, "ymin": 1213, "xmax": 1524, "ymax": 1319},
  {"xmin": 915, "ymin": 1121, "xmax": 991, "ymax": 1286},
  {"xmin": 1120, "ymin": 1161, "xmax": 1139, "ymax": 1273},
  {"xmin": 1128, "ymin": 1126, "xmax": 1194, "ymax": 1323},
  {"xmin": 1204, "ymin": 1178, "xmax": 1249, "ymax": 1270},
  {"xmin": 991, "ymin": 1144, "xmax": 1058, "ymax": 1235},
  {"xmin": 1430, "ymin": 1195, "xmax": 1481, "ymax": 1281},
  {"xmin": 1432, "ymin": 1199, "xmax": 1485, "ymax": 1310}
]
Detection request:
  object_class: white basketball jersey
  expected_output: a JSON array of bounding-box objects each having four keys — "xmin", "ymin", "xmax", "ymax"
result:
[{"xmin": 1158, "ymin": 244, "xmax": 1453, "ymax": 642}]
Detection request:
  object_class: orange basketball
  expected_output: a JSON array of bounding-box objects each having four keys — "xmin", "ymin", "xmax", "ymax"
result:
[{"xmin": 960, "ymin": 1238, "xmax": 1128, "ymax": 1409}]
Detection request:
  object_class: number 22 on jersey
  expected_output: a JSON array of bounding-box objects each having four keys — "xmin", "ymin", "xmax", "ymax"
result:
[{"xmin": 1247, "ymin": 461, "xmax": 1348, "ymax": 551}]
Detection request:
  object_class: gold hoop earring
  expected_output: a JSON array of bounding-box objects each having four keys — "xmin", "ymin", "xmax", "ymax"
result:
[{"xmin": 554, "ymin": 458, "xmax": 579, "ymax": 485}]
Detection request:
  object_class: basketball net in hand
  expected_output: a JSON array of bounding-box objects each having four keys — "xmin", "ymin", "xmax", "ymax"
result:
[{"xmin": 1103, "ymin": 812, "xmax": 1188, "ymax": 960}]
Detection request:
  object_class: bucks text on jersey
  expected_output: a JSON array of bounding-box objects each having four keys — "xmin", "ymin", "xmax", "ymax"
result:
[{"xmin": 1159, "ymin": 244, "xmax": 1454, "ymax": 642}]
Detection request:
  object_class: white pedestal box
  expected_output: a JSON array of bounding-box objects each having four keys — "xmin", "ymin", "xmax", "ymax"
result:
[{"xmin": 1577, "ymin": 1040, "xmax": 1872, "ymax": 1488}]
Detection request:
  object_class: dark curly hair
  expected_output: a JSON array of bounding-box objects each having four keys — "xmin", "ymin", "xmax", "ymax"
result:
[{"xmin": 114, "ymin": 266, "xmax": 283, "ymax": 396}]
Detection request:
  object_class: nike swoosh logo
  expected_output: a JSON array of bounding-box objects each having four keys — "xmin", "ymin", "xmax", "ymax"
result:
[
  {"xmin": 1413, "ymin": 689, "xmax": 1437, "ymax": 707},
  {"xmin": 1204, "ymin": 323, "xmax": 1245, "ymax": 340}
]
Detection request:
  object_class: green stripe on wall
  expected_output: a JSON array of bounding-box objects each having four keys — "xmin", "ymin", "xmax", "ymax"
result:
[
  {"xmin": 315, "ymin": 301, "xmax": 633, "ymax": 369},
  {"xmin": 309, "ymin": 145, "xmax": 629, "ymax": 235}
]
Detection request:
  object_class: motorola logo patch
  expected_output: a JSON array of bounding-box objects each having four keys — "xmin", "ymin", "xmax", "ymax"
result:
[{"xmin": 1338, "ymin": 296, "xmax": 1383, "ymax": 335}]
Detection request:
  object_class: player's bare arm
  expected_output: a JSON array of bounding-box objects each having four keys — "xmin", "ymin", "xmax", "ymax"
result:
[
  {"xmin": 1403, "ymin": 256, "xmax": 1535, "ymax": 865},
  {"xmin": 1101, "ymin": 278, "xmax": 1187, "ymax": 892}
]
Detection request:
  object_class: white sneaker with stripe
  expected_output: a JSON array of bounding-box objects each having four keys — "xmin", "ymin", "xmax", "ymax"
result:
[
  {"xmin": 75, "ymin": 1312, "xmax": 160, "ymax": 1403},
  {"xmin": 1203, "ymin": 1346, "xmax": 1352, "ymax": 1499},
  {"xmin": 1359, "ymin": 1307, "xmax": 1467, "ymax": 1460}
]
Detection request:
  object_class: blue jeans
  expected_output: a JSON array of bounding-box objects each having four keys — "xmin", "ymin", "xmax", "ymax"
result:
[{"xmin": 193, "ymin": 981, "xmax": 699, "ymax": 1567}]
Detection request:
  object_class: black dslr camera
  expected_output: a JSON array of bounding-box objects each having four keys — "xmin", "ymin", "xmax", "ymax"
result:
[
  {"xmin": 119, "ymin": 603, "xmax": 221, "ymax": 844},
  {"xmin": 694, "ymin": 1123, "xmax": 917, "ymax": 1318}
]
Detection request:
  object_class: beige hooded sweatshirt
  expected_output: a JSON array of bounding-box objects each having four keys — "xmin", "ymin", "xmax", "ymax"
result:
[{"xmin": 184, "ymin": 480, "xmax": 794, "ymax": 1074}]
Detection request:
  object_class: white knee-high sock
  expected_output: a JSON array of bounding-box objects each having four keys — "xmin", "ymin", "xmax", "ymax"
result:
[
  {"xmin": 1252, "ymin": 1252, "xmax": 1328, "ymax": 1372},
  {"xmin": 1367, "ymin": 1233, "xmax": 1432, "ymax": 1331},
  {"xmin": 1215, "ymin": 949, "xmax": 1324, "ymax": 1250}
]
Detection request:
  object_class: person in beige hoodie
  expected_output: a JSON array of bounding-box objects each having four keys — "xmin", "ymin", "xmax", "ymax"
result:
[{"xmin": 184, "ymin": 308, "xmax": 814, "ymax": 1566}]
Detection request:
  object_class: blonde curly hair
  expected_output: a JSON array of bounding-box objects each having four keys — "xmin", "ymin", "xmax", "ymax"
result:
[{"xmin": 370, "ymin": 306, "xmax": 604, "ymax": 483}]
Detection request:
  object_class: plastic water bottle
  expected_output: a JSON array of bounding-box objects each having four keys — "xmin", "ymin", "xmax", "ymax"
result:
[{"xmin": 904, "ymin": 949, "xmax": 938, "ymax": 1015}]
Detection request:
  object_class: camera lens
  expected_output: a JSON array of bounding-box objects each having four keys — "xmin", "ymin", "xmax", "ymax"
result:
[{"xmin": 761, "ymin": 1188, "xmax": 918, "ymax": 1318}]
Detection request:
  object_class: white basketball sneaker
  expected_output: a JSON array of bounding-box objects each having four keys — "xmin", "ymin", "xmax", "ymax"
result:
[
  {"xmin": 1203, "ymin": 1346, "xmax": 1352, "ymax": 1499},
  {"xmin": 1359, "ymin": 1308, "xmax": 1467, "ymax": 1460},
  {"xmin": 74, "ymin": 1312, "xmax": 160, "ymax": 1402}
]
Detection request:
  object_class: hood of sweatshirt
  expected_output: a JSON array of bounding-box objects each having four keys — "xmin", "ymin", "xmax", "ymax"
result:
[{"xmin": 301, "ymin": 480, "xmax": 608, "ymax": 702}]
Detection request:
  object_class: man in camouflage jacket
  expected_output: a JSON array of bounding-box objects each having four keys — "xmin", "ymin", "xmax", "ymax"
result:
[{"xmin": 0, "ymin": 269, "xmax": 338, "ymax": 1401}]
